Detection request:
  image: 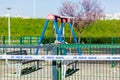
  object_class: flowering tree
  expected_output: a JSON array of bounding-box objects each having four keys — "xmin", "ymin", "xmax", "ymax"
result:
[{"xmin": 58, "ymin": 0, "xmax": 104, "ymax": 43}]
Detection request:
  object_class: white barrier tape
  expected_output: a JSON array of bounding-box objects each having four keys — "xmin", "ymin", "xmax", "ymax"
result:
[{"xmin": 0, "ymin": 55, "xmax": 120, "ymax": 60}]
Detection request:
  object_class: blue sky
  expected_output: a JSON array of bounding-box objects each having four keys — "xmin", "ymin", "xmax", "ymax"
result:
[{"xmin": 0, "ymin": 0, "xmax": 120, "ymax": 18}]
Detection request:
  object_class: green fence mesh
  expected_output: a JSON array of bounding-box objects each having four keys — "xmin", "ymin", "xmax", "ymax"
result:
[
  {"xmin": 0, "ymin": 44, "xmax": 120, "ymax": 80},
  {"xmin": 0, "ymin": 45, "xmax": 57, "ymax": 80},
  {"xmin": 58, "ymin": 44, "xmax": 120, "ymax": 80},
  {"xmin": 2, "ymin": 36, "xmax": 120, "ymax": 45}
]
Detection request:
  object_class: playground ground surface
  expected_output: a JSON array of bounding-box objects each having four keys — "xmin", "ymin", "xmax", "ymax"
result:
[{"xmin": 0, "ymin": 60, "xmax": 120, "ymax": 80}]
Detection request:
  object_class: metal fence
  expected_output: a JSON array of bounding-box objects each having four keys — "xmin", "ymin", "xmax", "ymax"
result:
[
  {"xmin": 0, "ymin": 44, "xmax": 120, "ymax": 80},
  {"xmin": 58, "ymin": 44, "xmax": 120, "ymax": 80},
  {"xmin": 2, "ymin": 36, "xmax": 120, "ymax": 45},
  {"xmin": 0, "ymin": 45, "xmax": 57, "ymax": 80}
]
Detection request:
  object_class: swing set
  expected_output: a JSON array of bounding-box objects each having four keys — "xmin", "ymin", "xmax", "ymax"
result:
[{"xmin": 35, "ymin": 14, "xmax": 82, "ymax": 55}]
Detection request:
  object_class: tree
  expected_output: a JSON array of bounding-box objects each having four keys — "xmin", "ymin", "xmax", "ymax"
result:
[{"xmin": 58, "ymin": 0, "xmax": 104, "ymax": 43}]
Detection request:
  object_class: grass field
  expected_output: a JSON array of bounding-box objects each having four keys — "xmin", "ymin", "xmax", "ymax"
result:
[{"xmin": 0, "ymin": 17, "xmax": 120, "ymax": 37}]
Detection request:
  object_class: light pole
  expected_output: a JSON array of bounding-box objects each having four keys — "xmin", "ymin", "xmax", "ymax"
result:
[{"xmin": 6, "ymin": 8, "xmax": 11, "ymax": 45}]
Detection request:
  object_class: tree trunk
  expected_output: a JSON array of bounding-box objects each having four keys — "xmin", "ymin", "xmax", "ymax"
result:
[{"xmin": 78, "ymin": 33, "xmax": 81, "ymax": 44}]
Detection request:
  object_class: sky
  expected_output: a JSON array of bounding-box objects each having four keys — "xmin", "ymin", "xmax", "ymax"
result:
[{"xmin": 0, "ymin": 0, "xmax": 120, "ymax": 18}]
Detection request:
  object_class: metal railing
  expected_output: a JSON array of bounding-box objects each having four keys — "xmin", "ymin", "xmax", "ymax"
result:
[
  {"xmin": 0, "ymin": 44, "xmax": 57, "ymax": 80},
  {"xmin": 2, "ymin": 36, "xmax": 120, "ymax": 45},
  {"xmin": 0, "ymin": 44, "xmax": 120, "ymax": 80},
  {"xmin": 58, "ymin": 44, "xmax": 120, "ymax": 80}
]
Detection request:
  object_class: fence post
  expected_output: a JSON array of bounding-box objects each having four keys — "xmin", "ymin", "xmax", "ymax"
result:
[
  {"xmin": 30, "ymin": 36, "xmax": 32, "ymax": 54},
  {"xmin": 20, "ymin": 36, "xmax": 23, "ymax": 53},
  {"xmin": 111, "ymin": 37, "xmax": 115, "ymax": 67},
  {"xmin": 52, "ymin": 61, "xmax": 58, "ymax": 80},
  {"xmin": 89, "ymin": 37, "xmax": 92, "ymax": 44},
  {"xmin": 57, "ymin": 47, "xmax": 62, "ymax": 80},
  {"xmin": 1, "ymin": 36, "xmax": 5, "ymax": 53},
  {"xmin": 30, "ymin": 36, "xmax": 32, "ymax": 45},
  {"xmin": 20, "ymin": 36, "xmax": 23, "ymax": 44},
  {"xmin": 52, "ymin": 46, "xmax": 58, "ymax": 80},
  {"xmin": 52, "ymin": 46, "xmax": 61, "ymax": 80},
  {"xmin": 111, "ymin": 37, "xmax": 114, "ymax": 45},
  {"xmin": 2, "ymin": 36, "xmax": 5, "ymax": 45},
  {"xmin": 22, "ymin": 37, "xmax": 24, "ymax": 44},
  {"xmin": 89, "ymin": 37, "xmax": 92, "ymax": 55}
]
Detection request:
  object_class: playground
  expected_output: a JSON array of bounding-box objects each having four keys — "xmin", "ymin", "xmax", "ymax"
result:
[
  {"xmin": 0, "ymin": 58, "xmax": 120, "ymax": 80},
  {"xmin": 0, "ymin": 14, "xmax": 120, "ymax": 80}
]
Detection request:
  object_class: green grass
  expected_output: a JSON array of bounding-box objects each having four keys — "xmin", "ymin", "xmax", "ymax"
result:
[
  {"xmin": 0, "ymin": 17, "xmax": 120, "ymax": 38},
  {"xmin": 81, "ymin": 20, "xmax": 120, "ymax": 37}
]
